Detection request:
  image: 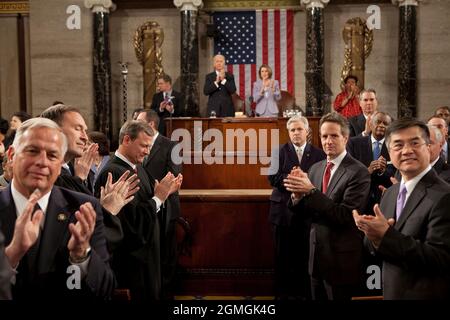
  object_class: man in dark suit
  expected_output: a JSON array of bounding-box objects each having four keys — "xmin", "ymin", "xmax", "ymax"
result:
[
  {"xmin": 40, "ymin": 104, "xmax": 139, "ymax": 251},
  {"xmin": 354, "ymin": 118, "xmax": 450, "ymax": 299},
  {"xmin": 428, "ymin": 115, "xmax": 449, "ymax": 163},
  {"xmin": 348, "ymin": 89, "xmax": 378, "ymax": 137},
  {"xmin": 268, "ymin": 115, "xmax": 325, "ymax": 300},
  {"xmin": 392, "ymin": 125, "xmax": 450, "ymax": 185},
  {"xmin": 0, "ymin": 230, "xmax": 12, "ymax": 300},
  {"xmin": 0, "ymin": 118, "xmax": 115, "ymax": 299},
  {"xmin": 284, "ymin": 113, "xmax": 370, "ymax": 300},
  {"xmin": 136, "ymin": 109, "xmax": 182, "ymax": 299},
  {"xmin": 347, "ymin": 111, "xmax": 395, "ymax": 213},
  {"xmin": 427, "ymin": 125, "xmax": 450, "ymax": 182},
  {"xmin": 203, "ymin": 54, "xmax": 237, "ymax": 117},
  {"xmin": 95, "ymin": 120, "xmax": 182, "ymax": 301},
  {"xmin": 151, "ymin": 74, "xmax": 183, "ymax": 136},
  {"xmin": 434, "ymin": 105, "xmax": 450, "ymax": 126}
]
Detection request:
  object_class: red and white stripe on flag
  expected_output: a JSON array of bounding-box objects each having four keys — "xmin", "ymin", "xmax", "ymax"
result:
[{"xmin": 227, "ymin": 9, "xmax": 294, "ymax": 103}]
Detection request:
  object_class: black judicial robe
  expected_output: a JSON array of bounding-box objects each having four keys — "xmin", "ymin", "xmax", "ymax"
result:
[{"xmin": 95, "ymin": 155, "xmax": 162, "ymax": 301}]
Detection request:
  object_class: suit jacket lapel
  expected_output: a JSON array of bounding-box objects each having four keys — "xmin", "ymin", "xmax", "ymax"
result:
[
  {"xmin": 313, "ymin": 160, "xmax": 327, "ymax": 191},
  {"xmin": 146, "ymin": 134, "xmax": 162, "ymax": 163},
  {"xmin": 0, "ymin": 187, "xmax": 18, "ymax": 244},
  {"xmin": 395, "ymin": 171, "xmax": 434, "ymax": 230},
  {"xmin": 326, "ymin": 155, "xmax": 349, "ymax": 196},
  {"xmin": 300, "ymin": 143, "xmax": 312, "ymax": 169},
  {"xmin": 37, "ymin": 187, "xmax": 73, "ymax": 273},
  {"xmin": 363, "ymin": 136, "xmax": 373, "ymax": 164},
  {"xmin": 384, "ymin": 183, "xmax": 399, "ymax": 220},
  {"xmin": 381, "ymin": 142, "xmax": 390, "ymax": 161},
  {"xmin": 358, "ymin": 115, "xmax": 366, "ymax": 132},
  {"xmin": 287, "ymin": 143, "xmax": 299, "ymax": 166}
]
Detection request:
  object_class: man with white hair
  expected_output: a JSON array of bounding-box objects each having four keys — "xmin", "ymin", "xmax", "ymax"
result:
[
  {"xmin": 204, "ymin": 54, "xmax": 237, "ymax": 117},
  {"xmin": 0, "ymin": 118, "xmax": 114, "ymax": 299},
  {"xmin": 268, "ymin": 115, "xmax": 325, "ymax": 300},
  {"xmin": 427, "ymin": 125, "xmax": 450, "ymax": 183},
  {"xmin": 428, "ymin": 115, "xmax": 449, "ymax": 163}
]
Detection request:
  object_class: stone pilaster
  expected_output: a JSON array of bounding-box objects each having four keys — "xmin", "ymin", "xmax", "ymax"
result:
[
  {"xmin": 174, "ymin": 0, "xmax": 202, "ymax": 116},
  {"xmin": 85, "ymin": 0, "xmax": 115, "ymax": 139},
  {"xmin": 392, "ymin": 0, "xmax": 421, "ymax": 118},
  {"xmin": 302, "ymin": 0, "xmax": 329, "ymax": 116}
]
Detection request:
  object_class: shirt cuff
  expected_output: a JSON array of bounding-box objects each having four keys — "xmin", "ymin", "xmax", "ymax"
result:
[
  {"xmin": 291, "ymin": 193, "xmax": 302, "ymax": 205},
  {"xmin": 221, "ymin": 79, "xmax": 227, "ymax": 85},
  {"xmin": 70, "ymin": 256, "xmax": 91, "ymax": 279},
  {"xmin": 214, "ymin": 82, "xmax": 219, "ymax": 88},
  {"xmin": 9, "ymin": 266, "xmax": 18, "ymax": 286},
  {"xmin": 152, "ymin": 196, "xmax": 162, "ymax": 212}
]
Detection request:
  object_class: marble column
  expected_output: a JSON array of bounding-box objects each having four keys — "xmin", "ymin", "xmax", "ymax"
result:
[
  {"xmin": 393, "ymin": 0, "xmax": 421, "ymax": 118},
  {"xmin": 302, "ymin": 0, "xmax": 329, "ymax": 116},
  {"xmin": 85, "ymin": 0, "xmax": 114, "ymax": 140},
  {"xmin": 174, "ymin": 0, "xmax": 202, "ymax": 117}
]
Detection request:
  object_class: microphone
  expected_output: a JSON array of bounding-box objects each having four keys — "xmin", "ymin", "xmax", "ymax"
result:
[{"xmin": 247, "ymin": 96, "xmax": 254, "ymax": 117}]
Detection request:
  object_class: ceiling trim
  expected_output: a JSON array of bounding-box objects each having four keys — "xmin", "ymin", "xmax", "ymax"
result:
[{"xmin": 0, "ymin": 1, "xmax": 29, "ymax": 14}]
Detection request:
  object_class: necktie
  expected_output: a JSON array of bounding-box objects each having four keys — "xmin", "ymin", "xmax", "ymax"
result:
[
  {"xmin": 322, "ymin": 162, "xmax": 334, "ymax": 194},
  {"xmin": 297, "ymin": 147, "xmax": 303, "ymax": 164},
  {"xmin": 373, "ymin": 141, "xmax": 381, "ymax": 160},
  {"xmin": 396, "ymin": 183, "xmax": 407, "ymax": 220},
  {"xmin": 442, "ymin": 148, "xmax": 448, "ymax": 163}
]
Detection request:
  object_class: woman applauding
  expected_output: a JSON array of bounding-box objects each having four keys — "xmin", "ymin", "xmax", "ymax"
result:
[{"xmin": 252, "ymin": 64, "xmax": 281, "ymax": 117}]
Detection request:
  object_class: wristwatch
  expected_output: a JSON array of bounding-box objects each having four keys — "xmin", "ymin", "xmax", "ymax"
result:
[
  {"xmin": 70, "ymin": 247, "xmax": 92, "ymax": 264},
  {"xmin": 305, "ymin": 187, "xmax": 318, "ymax": 197}
]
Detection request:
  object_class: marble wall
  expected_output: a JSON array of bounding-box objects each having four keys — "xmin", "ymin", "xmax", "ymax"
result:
[
  {"xmin": 109, "ymin": 8, "xmax": 181, "ymax": 134},
  {"xmin": 0, "ymin": 16, "xmax": 21, "ymax": 118},
  {"xmin": 321, "ymin": 3, "xmax": 399, "ymax": 118},
  {"xmin": 29, "ymin": 0, "xmax": 94, "ymax": 126},
  {"xmin": 107, "ymin": 1, "xmax": 450, "ymax": 122},
  {"xmin": 2, "ymin": 0, "xmax": 448, "ymax": 132}
]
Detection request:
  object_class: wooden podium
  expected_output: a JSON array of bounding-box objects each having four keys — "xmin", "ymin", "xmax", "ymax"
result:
[{"xmin": 166, "ymin": 117, "xmax": 320, "ymax": 296}]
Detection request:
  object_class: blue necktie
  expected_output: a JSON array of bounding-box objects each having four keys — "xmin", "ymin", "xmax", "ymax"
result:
[{"xmin": 373, "ymin": 141, "xmax": 381, "ymax": 160}]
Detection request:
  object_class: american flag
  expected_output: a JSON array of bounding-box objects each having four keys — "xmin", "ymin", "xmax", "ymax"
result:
[{"xmin": 213, "ymin": 10, "xmax": 294, "ymax": 105}]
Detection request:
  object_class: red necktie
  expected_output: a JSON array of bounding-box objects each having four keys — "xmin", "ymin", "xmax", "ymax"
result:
[{"xmin": 322, "ymin": 162, "xmax": 334, "ymax": 194}]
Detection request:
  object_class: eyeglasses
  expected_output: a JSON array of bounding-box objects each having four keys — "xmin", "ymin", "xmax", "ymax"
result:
[{"xmin": 389, "ymin": 140, "xmax": 428, "ymax": 152}]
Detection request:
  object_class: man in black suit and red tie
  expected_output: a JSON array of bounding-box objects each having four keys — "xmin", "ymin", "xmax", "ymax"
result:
[
  {"xmin": 151, "ymin": 75, "xmax": 183, "ymax": 137},
  {"xmin": 268, "ymin": 115, "xmax": 325, "ymax": 300},
  {"xmin": 284, "ymin": 113, "xmax": 371, "ymax": 300},
  {"xmin": 203, "ymin": 54, "xmax": 237, "ymax": 117},
  {"xmin": 0, "ymin": 118, "xmax": 115, "ymax": 299},
  {"xmin": 353, "ymin": 118, "xmax": 450, "ymax": 299}
]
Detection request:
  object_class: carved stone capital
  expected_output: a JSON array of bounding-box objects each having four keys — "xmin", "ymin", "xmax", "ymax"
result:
[
  {"xmin": 173, "ymin": 0, "xmax": 203, "ymax": 11},
  {"xmin": 301, "ymin": 0, "xmax": 329, "ymax": 9},
  {"xmin": 392, "ymin": 0, "xmax": 422, "ymax": 6},
  {"xmin": 84, "ymin": 0, "xmax": 116, "ymax": 13}
]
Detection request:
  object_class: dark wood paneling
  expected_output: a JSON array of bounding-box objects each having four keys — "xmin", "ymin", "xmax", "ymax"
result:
[
  {"xmin": 176, "ymin": 190, "xmax": 274, "ymax": 295},
  {"xmin": 181, "ymin": 160, "xmax": 272, "ymax": 189},
  {"xmin": 167, "ymin": 117, "xmax": 321, "ymax": 189}
]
